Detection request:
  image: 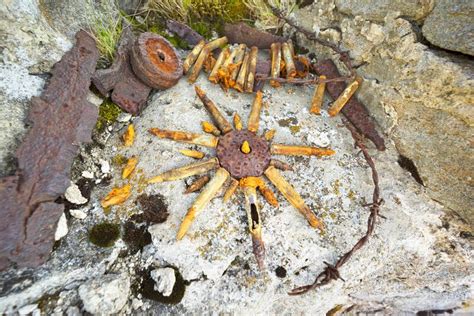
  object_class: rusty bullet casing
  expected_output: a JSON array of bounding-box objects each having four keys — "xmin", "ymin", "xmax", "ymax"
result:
[
  {"xmin": 234, "ymin": 51, "xmax": 250, "ymax": 92},
  {"xmin": 271, "ymin": 144, "xmax": 335, "ymax": 157},
  {"xmin": 179, "ymin": 149, "xmax": 205, "ymax": 159},
  {"xmin": 122, "ymin": 156, "xmax": 138, "ymax": 179},
  {"xmin": 245, "ymin": 47, "xmax": 258, "ymax": 93},
  {"xmin": 242, "ymin": 185, "xmax": 265, "ymax": 270},
  {"xmin": 270, "ymin": 42, "xmax": 282, "ymax": 87},
  {"xmin": 258, "ymin": 184, "xmax": 278, "ymax": 207},
  {"xmin": 195, "ymin": 86, "xmax": 233, "ymax": 134},
  {"xmin": 188, "ymin": 37, "xmax": 228, "ymax": 83},
  {"xmin": 149, "ymin": 128, "xmax": 218, "ymax": 148},
  {"xmin": 209, "ymin": 47, "xmax": 230, "ymax": 83},
  {"xmin": 248, "ymin": 91, "xmax": 263, "ymax": 133},
  {"xmin": 201, "ymin": 121, "xmax": 221, "ymax": 136},
  {"xmin": 230, "ymin": 44, "xmax": 247, "ymax": 82},
  {"xmin": 184, "ymin": 175, "xmax": 210, "ymax": 194},
  {"xmin": 148, "ymin": 157, "xmax": 219, "ymax": 183},
  {"xmin": 328, "ymin": 77, "xmax": 362, "ymax": 117},
  {"xmin": 233, "ymin": 113, "xmax": 243, "ymax": 131},
  {"xmin": 183, "ymin": 40, "xmax": 205, "ymax": 74},
  {"xmin": 264, "ymin": 129, "xmax": 276, "ymax": 141},
  {"xmin": 288, "ymin": 40, "xmax": 295, "ymax": 58},
  {"xmin": 264, "ymin": 166, "xmax": 323, "ymax": 230},
  {"xmin": 310, "ymin": 75, "xmax": 327, "ymax": 115},
  {"xmin": 223, "ymin": 178, "xmax": 239, "ymax": 202},
  {"xmin": 187, "ymin": 47, "xmax": 209, "ymax": 83},
  {"xmin": 282, "ymin": 42, "xmax": 296, "ymax": 79},
  {"xmin": 270, "ymin": 159, "xmax": 293, "ymax": 171},
  {"xmin": 177, "ymin": 167, "xmax": 229, "ymax": 239}
]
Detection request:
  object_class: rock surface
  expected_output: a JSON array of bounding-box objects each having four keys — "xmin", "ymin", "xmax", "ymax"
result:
[
  {"xmin": 293, "ymin": 2, "xmax": 474, "ymax": 226},
  {"xmin": 78, "ymin": 273, "xmax": 130, "ymax": 314},
  {"xmin": 422, "ymin": 0, "xmax": 474, "ymax": 56},
  {"xmin": 335, "ymin": 0, "xmax": 434, "ymax": 22},
  {"xmin": 151, "ymin": 267, "xmax": 176, "ymax": 297}
]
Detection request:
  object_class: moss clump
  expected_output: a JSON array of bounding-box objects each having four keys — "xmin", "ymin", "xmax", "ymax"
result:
[
  {"xmin": 122, "ymin": 221, "xmax": 152, "ymax": 254},
  {"xmin": 88, "ymin": 222, "xmax": 121, "ymax": 247},
  {"xmin": 112, "ymin": 154, "xmax": 128, "ymax": 166},
  {"xmin": 96, "ymin": 99, "xmax": 123, "ymax": 132},
  {"xmin": 135, "ymin": 267, "xmax": 186, "ymax": 305}
]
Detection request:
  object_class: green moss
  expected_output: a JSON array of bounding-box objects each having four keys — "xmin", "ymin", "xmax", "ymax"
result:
[
  {"xmin": 135, "ymin": 267, "xmax": 186, "ymax": 305},
  {"xmin": 88, "ymin": 222, "xmax": 121, "ymax": 247},
  {"xmin": 112, "ymin": 154, "xmax": 128, "ymax": 166},
  {"xmin": 96, "ymin": 99, "xmax": 123, "ymax": 132},
  {"xmin": 37, "ymin": 292, "xmax": 60, "ymax": 313}
]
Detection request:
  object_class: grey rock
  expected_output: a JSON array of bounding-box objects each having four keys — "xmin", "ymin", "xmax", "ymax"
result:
[
  {"xmin": 335, "ymin": 0, "xmax": 434, "ymax": 22},
  {"xmin": 294, "ymin": 2, "xmax": 474, "ymax": 226},
  {"xmin": 150, "ymin": 268, "xmax": 176, "ymax": 297},
  {"xmin": 78, "ymin": 273, "xmax": 130, "ymax": 314},
  {"xmin": 422, "ymin": 0, "xmax": 474, "ymax": 56},
  {"xmin": 65, "ymin": 182, "xmax": 88, "ymax": 205}
]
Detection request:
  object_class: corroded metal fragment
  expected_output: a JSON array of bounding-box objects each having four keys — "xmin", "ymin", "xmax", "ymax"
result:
[
  {"xmin": 310, "ymin": 75, "xmax": 326, "ymax": 115},
  {"xmin": 131, "ymin": 32, "xmax": 183, "ymax": 89},
  {"xmin": 166, "ymin": 19, "xmax": 204, "ymax": 46},
  {"xmin": 223, "ymin": 22, "xmax": 286, "ymax": 48},
  {"xmin": 313, "ymin": 59, "xmax": 385, "ymax": 151},
  {"xmin": 217, "ymin": 130, "xmax": 271, "ymax": 179},
  {"xmin": 92, "ymin": 27, "xmax": 151, "ymax": 115},
  {"xmin": 0, "ymin": 31, "xmax": 99, "ymax": 270},
  {"xmin": 185, "ymin": 175, "xmax": 210, "ymax": 194}
]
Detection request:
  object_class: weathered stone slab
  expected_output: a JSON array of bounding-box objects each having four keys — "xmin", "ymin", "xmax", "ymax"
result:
[
  {"xmin": 0, "ymin": 30, "xmax": 99, "ymax": 270},
  {"xmin": 422, "ymin": 0, "xmax": 474, "ymax": 56}
]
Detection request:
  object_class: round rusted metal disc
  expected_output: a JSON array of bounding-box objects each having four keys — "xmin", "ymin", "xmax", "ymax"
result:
[
  {"xmin": 216, "ymin": 130, "xmax": 271, "ymax": 179},
  {"xmin": 130, "ymin": 32, "xmax": 183, "ymax": 89}
]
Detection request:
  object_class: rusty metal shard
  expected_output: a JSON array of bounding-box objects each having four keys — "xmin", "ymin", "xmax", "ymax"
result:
[
  {"xmin": 313, "ymin": 59, "xmax": 386, "ymax": 151},
  {"xmin": 166, "ymin": 19, "xmax": 204, "ymax": 46},
  {"xmin": 92, "ymin": 27, "xmax": 151, "ymax": 115},
  {"xmin": 0, "ymin": 30, "xmax": 99, "ymax": 270},
  {"xmin": 223, "ymin": 22, "xmax": 286, "ymax": 49}
]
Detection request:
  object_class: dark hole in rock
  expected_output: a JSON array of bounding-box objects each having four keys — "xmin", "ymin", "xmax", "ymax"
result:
[
  {"xmin": 397, "ymin": 155, "xmax": 424, "ymax": 186},
  {"xmin": 460, "ymin": 231, "xmax": 474, "ymax": 240},
  {"xmin": 135, "ymin": 194, "xmax": 169, "ymax": 224},
  {"xmin": 251, "ymin": 204, "xmax": 259, "ymax": 230},
  {"xmin": 417, "ymin": 309, "xmax": 453, "ymax": 316},
  {"xmin": 122, "ymin": 221, "xmax": 152, "ymax": 255},
  {"xmin": 296, "ymin": 0, "xmax": 314, "ymax": 8},
  {"xmin": 88, "ymin": 222, "xmax": 120, "ymax": 248},
  {"xmin": 275, "ymin": 266, "xmax": 287, "ymax": 278},
  {"xmin": 134, "ymin": 267, "xmax": 186, "ymax": 305}
]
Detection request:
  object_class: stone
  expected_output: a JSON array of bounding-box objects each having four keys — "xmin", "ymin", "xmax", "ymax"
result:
[
  {"xmin": 422, "ymin": 0, "xmax": 474, "ymax": 56},
  {"xmin": 100, "ymin": 159, "xmax": 111, "ymax": 174},
  {"xmin": 109, "ymin": 77, "xmax": 472, "ymax": 313},
  {"xmin": 150, "ymin": 268, "xmax": 176, "ymax": 297},
  {"xmin": 65, "ymin": 182, "xmax": 87, "ymax": 205},
  {"xmin": 78, "ymin": 273, "xmax": 130, "ymax": 315},
  {"xmin": 81, "ymin": 170, "xmax": 94, "ymax": 179},
  {"xmin": 54, "ymin": 213, "xmax": 68, "ymax": 241},
  {"xmin": 335, "ymin": 0, "xmax": 434, "ymax": 22},
  {"xmin": 18, "ymin": 304, "xmax": 39, "ymax": 315},
  {"xmin": 293, "ymin": 1, "xmax": 474, "ymax": 226},
  {"xmin": 69, "ymin": 209, "xmax": 88, "ymax": 220}
]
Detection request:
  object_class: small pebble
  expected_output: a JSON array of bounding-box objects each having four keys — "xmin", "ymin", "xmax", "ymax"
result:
[
  {"xmin": 70, "ymin": 208, "xmax": 87, "ymax": 220},
  {"xmin": 82, "ymin": 170, "xmax": 94, "ymax": 179},
  {"xmin": 151, "ymin": 268, "xmax": 176, "ymax": 297},
  {"xmin": 65, "ymin": 182, "xmax": 87, "ymax": 205},
  {"xmin": 117, "ymin": 113, "xmax": 132, "ymax": 122},
  {"xmin": 55, "ymin": 213, "xmax": 68, "ymax": 241},
  {"xmin": 100, "ymin": 159, "xmax": 111, "ymax": 174}
]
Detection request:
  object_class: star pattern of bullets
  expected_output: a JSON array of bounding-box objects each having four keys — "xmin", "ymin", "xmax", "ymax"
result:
[{"xmin": 147, "ymin": 86, "xmax": 335, "ymax": 269}]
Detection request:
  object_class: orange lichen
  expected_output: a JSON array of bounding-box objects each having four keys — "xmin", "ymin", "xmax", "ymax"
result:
[
  {"xmin": 122, "ymin": 156, "xmax": 138, "ymax": 179},
  {"xmin": 101, "ymin": 184, "xmax": 131, "ymax": 208},
  {"xmin": 122, "ymin": 124, "xmax": 135, "ymax": 147}
]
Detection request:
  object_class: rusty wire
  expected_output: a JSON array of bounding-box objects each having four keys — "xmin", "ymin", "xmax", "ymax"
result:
[
  {"xmin": 254, "ymin": 75, "xmax": 353, "ymax": 85},
  {"xmin": 289, "ymin": 120, "xmax": 383, "ymax": 295}
]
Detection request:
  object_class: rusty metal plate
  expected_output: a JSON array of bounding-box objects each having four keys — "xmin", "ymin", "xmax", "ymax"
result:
[{"xmin": 216, "ymin": 130, "xmax": 271, "ymax": 179}]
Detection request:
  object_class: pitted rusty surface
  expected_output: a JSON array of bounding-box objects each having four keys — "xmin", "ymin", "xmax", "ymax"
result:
[{"xmin": 217, "ymin": 130, "xmax": 271, "ymax": 179}]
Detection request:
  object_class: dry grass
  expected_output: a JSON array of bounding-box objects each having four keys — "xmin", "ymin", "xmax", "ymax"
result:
[{"xmin": 243, "ymin": 0, "xmax": 297, "ymax": 30}]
